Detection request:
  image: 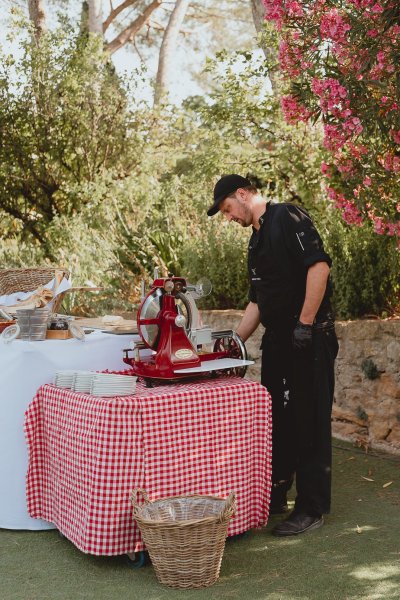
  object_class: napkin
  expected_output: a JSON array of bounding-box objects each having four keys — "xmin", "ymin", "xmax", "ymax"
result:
[{"xmin": 0, "ymin": 277, "xmax": 71, "ymax": 308}]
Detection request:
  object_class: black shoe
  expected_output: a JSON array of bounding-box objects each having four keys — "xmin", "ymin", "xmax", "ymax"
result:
[{"xmin": 272, "ymin": 512, "xmax": 324, "ymax": 537}]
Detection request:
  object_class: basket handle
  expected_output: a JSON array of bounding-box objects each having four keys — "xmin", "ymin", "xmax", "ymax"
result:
[
  {"xmin": 219, "ymin": 491, "xmax": 236, "ymax": 522},
  {"xmin": 130, "ymin": 488, "xmax": 151, "ymax": 515}
]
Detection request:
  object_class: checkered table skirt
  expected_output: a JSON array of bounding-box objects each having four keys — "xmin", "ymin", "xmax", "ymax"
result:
[{"xmin": 24, "ymin": 376, "xmax": 272, "ymax": 555}]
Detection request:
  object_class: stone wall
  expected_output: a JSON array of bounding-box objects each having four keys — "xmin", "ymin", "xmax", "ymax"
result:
[
  {"xmin": 333, "ymin": 319, "xmax": 400, "ymax": 454},
  {"xmin": 202, "ymin": 310, "xmax": 400, "ymax": 455}
]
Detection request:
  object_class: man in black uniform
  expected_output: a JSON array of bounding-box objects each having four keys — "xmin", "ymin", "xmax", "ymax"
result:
[{"xmin": 207, "ymin": 174, "xmax": 339, "ymax": 536}]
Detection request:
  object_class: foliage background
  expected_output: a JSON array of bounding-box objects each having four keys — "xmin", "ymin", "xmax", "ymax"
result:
[{"xmin": 0, "ymin": 20, "xmax": 398, "ymax": 319}]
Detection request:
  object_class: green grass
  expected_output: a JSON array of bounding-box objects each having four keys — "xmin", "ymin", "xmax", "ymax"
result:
[{"xmin": 1, "ymin": 441, "xmax": 399, "ymax": 600}]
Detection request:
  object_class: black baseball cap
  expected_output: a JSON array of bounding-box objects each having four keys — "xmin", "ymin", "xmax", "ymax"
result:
[{"xmin": 207, "ymin": 174, "xmax": 252, "ymax": 217}]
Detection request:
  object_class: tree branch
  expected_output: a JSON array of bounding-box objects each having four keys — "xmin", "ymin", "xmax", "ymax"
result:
[
  {"xmin": 106, "ymin": 0, "xmax": 162, "ymax": 54},
  {"xmin": 103, "ymin": 0, "xmax": 138, "ymax": 33}
]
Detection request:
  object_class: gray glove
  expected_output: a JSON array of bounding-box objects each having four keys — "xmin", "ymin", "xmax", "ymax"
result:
[{"xmin": 292, "ymin": 321, "xmax": 313, "ymax": 352}]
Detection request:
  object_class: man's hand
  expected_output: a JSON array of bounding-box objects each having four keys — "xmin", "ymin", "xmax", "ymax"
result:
[{"xmin": 293, "ymin": 321, "xmax": 313, "ymax": 352}]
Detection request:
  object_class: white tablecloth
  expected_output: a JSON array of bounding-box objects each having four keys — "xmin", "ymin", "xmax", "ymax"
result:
[{"xmin": 0, "ymin": 330, "xmax": 138, "ymax": 530}]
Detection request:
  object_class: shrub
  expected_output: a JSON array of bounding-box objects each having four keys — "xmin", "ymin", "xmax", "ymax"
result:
[
  {"xmin": 322, "ymin": 212, "xmax": 400, "ymax": 319},
  {"xmin": 182, "ymin": 219, "xmax": 249, "ymax": 309}
]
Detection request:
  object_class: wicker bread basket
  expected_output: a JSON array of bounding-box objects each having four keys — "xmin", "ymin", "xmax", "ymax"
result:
[
  {"xmin": 131, "ymin": 488, "xmax": 236, "ymax": 589},
  {"xmin": 0, "ymin": 268, "xmax": 69, "ymax": 314}
]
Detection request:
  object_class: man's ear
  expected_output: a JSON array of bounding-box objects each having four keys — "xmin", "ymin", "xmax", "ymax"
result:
[{"xmin": 238, "ymin": 188, "xmax": 250, "ymax": 203}]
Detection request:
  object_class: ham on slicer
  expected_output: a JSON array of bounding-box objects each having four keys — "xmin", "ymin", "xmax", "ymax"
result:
[{"xmin": 123, "ymin": 269, "xmax": 253, "ymax": 386}]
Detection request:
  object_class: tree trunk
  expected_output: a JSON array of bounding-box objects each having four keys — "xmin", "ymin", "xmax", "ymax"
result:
[
  {"xmin": 250, "ymin": 0, "xmax": 277, "ymax": 92},
  {"xmin": 28, "ymin": 0, "xmax": 47, "ymax": 41},
  {"xmin": 251, "ymin": 0, "xmax": 265, "ymax": 35},
  {"xmin": 153, "ymin": 0, "xmax": 191, "ymax": 106},
  {"xmin": 88, "ymin": 0, "xmax": 103, "ymax": 34}
]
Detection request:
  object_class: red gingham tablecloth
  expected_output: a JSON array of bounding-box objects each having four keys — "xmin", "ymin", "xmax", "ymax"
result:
[{"xmin": 24, "ymin": 376, "xmax": 272, "ymax": 556}]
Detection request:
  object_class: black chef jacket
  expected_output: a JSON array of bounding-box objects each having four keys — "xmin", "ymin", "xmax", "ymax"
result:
[{"xmin": 248, "ymin": 202, "xmax": 333, "ymax": 329}]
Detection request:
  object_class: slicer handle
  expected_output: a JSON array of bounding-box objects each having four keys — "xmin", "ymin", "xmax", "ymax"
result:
[{"xmin": 175, "ymin": 315, "xmax": 186, "ymax": 328}]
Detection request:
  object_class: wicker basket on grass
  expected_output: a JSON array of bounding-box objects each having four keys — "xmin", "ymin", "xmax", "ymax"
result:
[{"xmin": 131, "ymin": 488, "xmax": 236, "ymax": 589}]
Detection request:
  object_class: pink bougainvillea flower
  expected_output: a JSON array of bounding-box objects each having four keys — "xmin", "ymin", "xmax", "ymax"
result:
[
  {"xmin": 264, "ymin": 0, "xmax": 399, "ymax": 233},
  {"xmin": 278, "ymin": 40, "xmax": 303, "ymax": 76},
  {"xmin": 335, "ymin": 194, "xmax": 364, "ymax": 226},
  {"xmin": 323, "ymin": 124, "xmax": 348, "ymax": 151},
  {"xmin": 373, "ymin": 216, "xmax": 386, "ymax": 234},
  {"xmin": 320, "ymin": 9, "xmax": 351, "ymax": 43},
  {"xmin": 262, "ymin": 0, "xmax": 284, "ymax": 28},
  {"xmin": 390, "ymin": 130, "xmax": 400, "ymax": 144},
  {"xmin": 280, "ymin": 94, "xmax": 312, "ymax": 123},
  {"xmin": 286, "ymin": 0, "xmax": 303, "ymax": 17},
  {"xmin": 321, "ymin": 162, "xmax": 330, "ymax": 175}
]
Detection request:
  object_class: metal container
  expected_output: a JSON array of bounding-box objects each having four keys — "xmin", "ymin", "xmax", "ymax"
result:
[{"xmin": 16, "ymin": 307, "xmax": 50, "ymax": 341}]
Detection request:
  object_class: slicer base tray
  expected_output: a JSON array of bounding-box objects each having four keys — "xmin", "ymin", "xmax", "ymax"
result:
[{"xmin": 173, "ymin": 357, "xmax": 254, "ymax": 374}]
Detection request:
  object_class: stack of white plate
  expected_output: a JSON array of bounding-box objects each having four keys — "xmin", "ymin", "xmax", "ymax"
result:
[
  {"xmin": 90, "ymin": 373, "xmax": 137, "ymax": 397},
  {"xmin": 54, "ymin": 370, "xmax": 76, "ymax": 389},
  {"xmin": 72, "ymin": 371, "xmax": 96, "ymax": 393}
]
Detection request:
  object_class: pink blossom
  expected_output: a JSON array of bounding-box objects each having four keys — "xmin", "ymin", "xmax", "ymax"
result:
[
  {"xmin": 347, "ymin": 0, "xmax": 375, "ymax": 7},
  {"xmin": 342, "ymin": 117, "xmax": 363, "ymax": 136},
  {"xmin": 278, "ymin": 40, "xmax": 303, "ymax": 76},
  {"xmin": 280, "ymin": 95, "xmax": 312, "ymax": 123},
  {"xmin": 323, "ymin": 124, "xmax": 347, "ymax": 151},
  {"xmin": 326, "ymin": 186, "xmax": 337, "ymax": 200},
  {"xmin": 390, "ymin": 130, "xmax": 400, "ymax": 144},
  {"xmin": 320, "ymin": 9, "xmax": 351, "ymax": 43},
  {"xmin": 321, "ymin": 162, "xmax": 330, "ymax": 175},
  {"xmin": 263, "ymin": 0, "xmax": 284, "ymax": 28},
  {"xmin": 311, "ymin": 77, "xmax": 349, "ymax": 115},
  {"xmin": 265, "ymin": 0, "xmax": 399, "ymax": 234},
  {"xmin": 337, "ymin": 159, "xmax": 354, "ymax": 174},
  {"xmin": 334, "ymin": 193, "xmax": 364, "ymax": 226},
  {"xmin": 386, "ymin": 222, "xmax": 400, "ymax": 237},
  {"xmin": 348, "ymin": 143, "xmax": 368, "ymax": 158},
  {"xmin": 380, "ymin": 154, "xmax": 400, "ymax": 172},
  {"xmin": 286, "ymin": 1, "xmax": 303, "ymax": 17},
  {"xmin": 373, "ymin": 216, "xmax": 385, "ymax": 234}
]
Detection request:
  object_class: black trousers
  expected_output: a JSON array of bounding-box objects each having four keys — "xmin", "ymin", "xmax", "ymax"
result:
[{"xmin": 261, "ymin": 324, "xmax": 339, "ymax": 515}]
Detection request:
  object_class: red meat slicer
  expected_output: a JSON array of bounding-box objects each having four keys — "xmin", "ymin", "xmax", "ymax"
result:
[{"xmin": 123, "ymin": 272, "xmax": 253, "ymax": 385}]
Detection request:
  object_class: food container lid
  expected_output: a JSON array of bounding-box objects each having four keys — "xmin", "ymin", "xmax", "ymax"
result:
[
  {"xmin": 68, "ymin": 322, "xmax": 85, "ymax": 341},
  {"xmin": 1, "ymin": 323, "xmax": 20, "ymax": 343}
]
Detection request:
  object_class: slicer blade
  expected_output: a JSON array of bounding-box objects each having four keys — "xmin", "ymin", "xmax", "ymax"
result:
[{"xmin": 173, "ymin": 357, "xmax": 254, "ymax": 374}]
